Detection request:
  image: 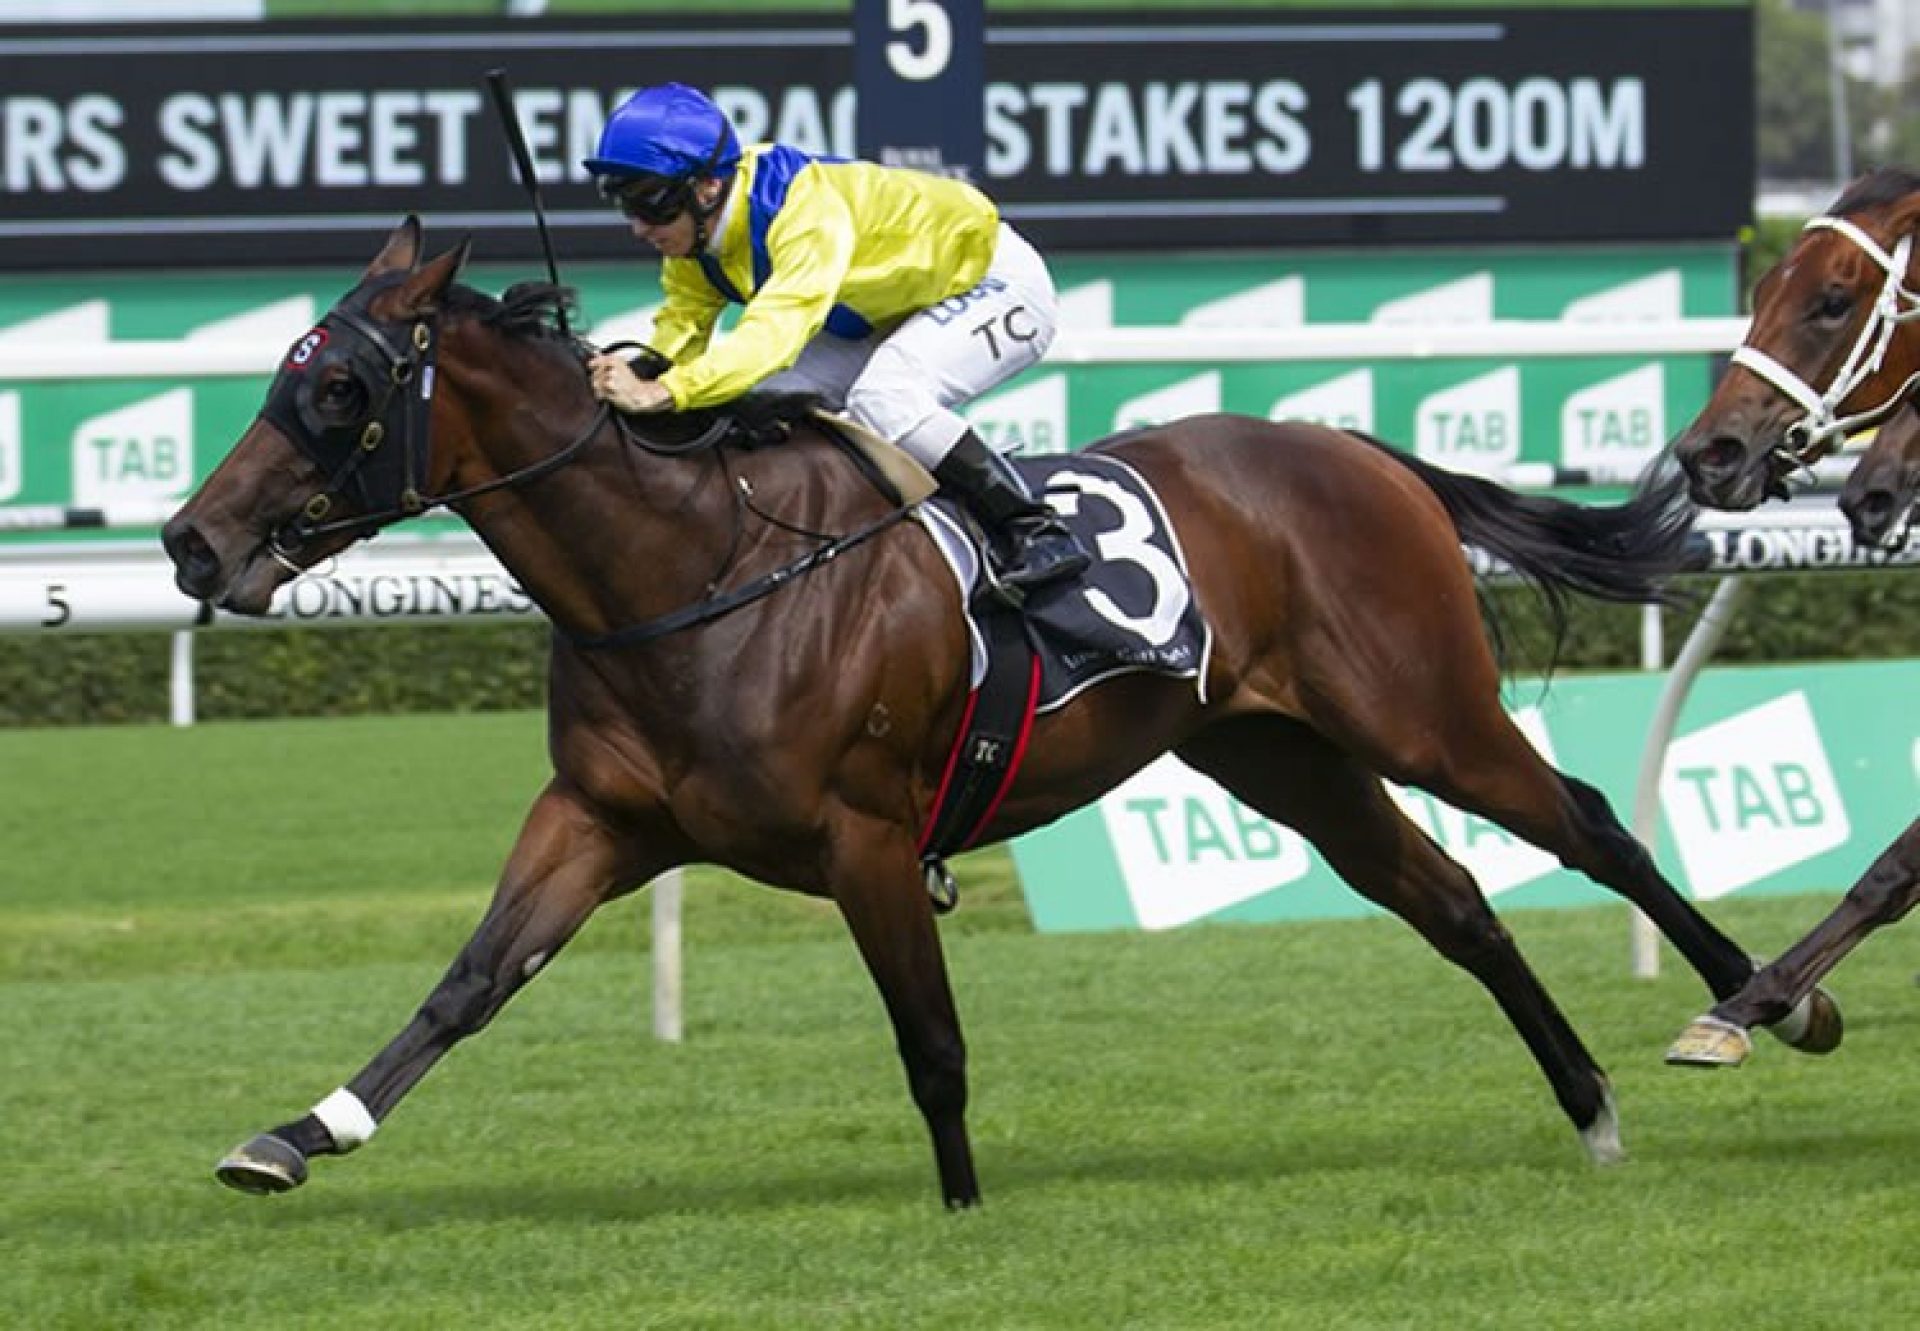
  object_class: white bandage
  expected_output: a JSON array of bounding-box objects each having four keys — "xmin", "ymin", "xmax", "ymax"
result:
[
  {"xmin": 1770, "ymin": 994, "xmax": 1814, "ymax": 1046},
  {"xmin": 311, "ymin": 1087, "xmax": 379, "ymax": 1153}
]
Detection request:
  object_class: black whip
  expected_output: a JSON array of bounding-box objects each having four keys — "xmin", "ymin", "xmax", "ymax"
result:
[{"xmin": 484, "ymin": 67, "xmax": 572, "ymax": 338}]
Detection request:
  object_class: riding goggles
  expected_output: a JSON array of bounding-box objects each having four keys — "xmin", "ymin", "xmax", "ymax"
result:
[{"xmin": 598, "ymin": 173, "xmax": 695, "ymax": 225}]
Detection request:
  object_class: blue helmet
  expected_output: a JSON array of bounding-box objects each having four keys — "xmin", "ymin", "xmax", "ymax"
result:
[{"xmin": 583, "ymin": 83, "xmax": 742, "ymax": 182}]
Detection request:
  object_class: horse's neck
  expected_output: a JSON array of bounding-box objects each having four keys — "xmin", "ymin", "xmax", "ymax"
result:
[{"xmin": 443, "ymin": 350, "xmax": 841, "ymax": 647}]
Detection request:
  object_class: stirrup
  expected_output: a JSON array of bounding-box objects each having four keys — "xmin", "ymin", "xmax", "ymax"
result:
[
  {"xmin": 922, "ymin": 856, "xmax": 959, "ymax": 914},
  {"xmin": 995, "ymin": 533, "xmax": 1090, "ymax": 593}
]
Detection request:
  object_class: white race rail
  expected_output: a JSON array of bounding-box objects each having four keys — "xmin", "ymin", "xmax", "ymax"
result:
[{"xmin": 0, "ymin": 318, "xmax": 1753, "ymax": 381}]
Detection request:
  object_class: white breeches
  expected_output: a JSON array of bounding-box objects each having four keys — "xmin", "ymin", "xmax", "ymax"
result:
[{"xmin": 758, "ymin": 223, "xmax": 1058, "ymax": 468}]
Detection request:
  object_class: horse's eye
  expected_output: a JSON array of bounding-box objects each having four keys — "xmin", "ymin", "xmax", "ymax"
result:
[
  {"xmin": 317, "ymin": 378, "xmax": 363, "ymax": 413},
  {"xmin": 1814, "ymin": 288, "xmax": 1854, "ymax": 322}
]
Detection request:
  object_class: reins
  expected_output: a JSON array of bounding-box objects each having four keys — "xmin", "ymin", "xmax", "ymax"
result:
[{"xmin": 269, "ymin": 305, "xmax": 911, "ymax": 648}]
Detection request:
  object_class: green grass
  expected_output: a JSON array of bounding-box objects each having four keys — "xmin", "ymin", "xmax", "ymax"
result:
[{"xmin": 5, "ymin": 713, "xmax": 1920, "ymax": 1329}]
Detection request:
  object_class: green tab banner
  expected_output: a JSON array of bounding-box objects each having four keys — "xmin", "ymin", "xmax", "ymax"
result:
[
  {"xmin": 0, "ymin": 245, "xmax": 1733, "ymax": 543},
  {"xmin": 1010, "ymin": 661, "xmax": 1919, "ymax": 932}
]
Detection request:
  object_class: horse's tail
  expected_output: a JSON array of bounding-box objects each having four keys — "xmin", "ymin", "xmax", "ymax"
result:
[{"xmin": 1356, "ymin": 434, "xmax": 1703, "ymax": 660}]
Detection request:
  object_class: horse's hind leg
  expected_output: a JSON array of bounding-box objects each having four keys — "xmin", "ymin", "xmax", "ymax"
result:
[
  {"xmin": 214, "ymin": 780, "xmax": 649, "ymax": 1194},
  {"xmin": 1176, "ymin": 717, "xmax": 1622, "ymax": 1163},
  {"xmin": 1382, "ymin": 693, "xmax": 1840, "ymax": 1056},
  {"xmin": 1668, "ymin": 817, "xmax": 1920, "ymax": 1066},
  {"xmin": 827, "ymin": 820, "xmax": 979, "ymax": 1207}
]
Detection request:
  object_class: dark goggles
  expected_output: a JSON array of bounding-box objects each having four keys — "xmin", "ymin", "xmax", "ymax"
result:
[{"xmin": 597, "ymin": 174, "xmax": 693, "ymax": 225}]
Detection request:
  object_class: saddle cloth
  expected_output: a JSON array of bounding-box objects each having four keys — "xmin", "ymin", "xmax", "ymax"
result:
[{"xmin": 914, "ymin": 451, "xmax": 1213, "ymax": 714}]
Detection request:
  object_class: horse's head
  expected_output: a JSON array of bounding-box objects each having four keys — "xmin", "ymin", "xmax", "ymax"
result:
[
  {"xmin": 162, "ymin": 216, "xmax": 471, "ymax": 613},
  {"xmin": 1674, "ymin": 169, "xmax": 1920, "ymax": 511},
  {"xmin": 1839, "ymin": 408, "xmax": 1920, "ymax": 549}
]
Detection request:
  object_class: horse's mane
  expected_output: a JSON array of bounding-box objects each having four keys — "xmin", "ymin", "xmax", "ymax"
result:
[
  {"xmin": 444, "ymin": 280, "xmax": 578, "ymax": 343},
  {"xmin": 1833, "ymin": 167, "xmax": 1920, "ymax": 215},
  {"xmin": 440, "ymin": 278, "xmax": 827, "ymax": 452}
]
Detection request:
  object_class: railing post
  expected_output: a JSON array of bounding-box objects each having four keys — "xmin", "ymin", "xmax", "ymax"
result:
[
  {"xmin": 651, "ymin": 869, "xmax": 684, "ymax": 1043},
  {"xmin": 169, "ymin": 629, "xmax": 195, "ymax": 727},
  {"xmin": 1629, "ymin": 577, "xmax": 1748, "ymax": 979}
]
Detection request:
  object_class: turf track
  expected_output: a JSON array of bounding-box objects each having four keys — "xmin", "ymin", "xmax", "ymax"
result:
[{"xmin": 4, "ymin": 711, "xmax": 1920, "ymax": 1328}]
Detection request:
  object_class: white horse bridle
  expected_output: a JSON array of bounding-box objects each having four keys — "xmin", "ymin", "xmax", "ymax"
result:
[{"xmin": 1730, "ymin": 214, "xmax": 1920, "ymax": 462}]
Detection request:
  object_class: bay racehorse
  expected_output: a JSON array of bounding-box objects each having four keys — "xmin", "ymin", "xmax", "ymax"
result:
[
  {"xmin": 165, "ymin": 218, "xmax": 1836, "ymax": 1207},
  {"xmin": 1668, "ymin": 167, "xmax": 1920, "ymax": 1067},
  {"xmin": 1839, "ymin": 400, "xmax": 1920, "ymax": 550}
]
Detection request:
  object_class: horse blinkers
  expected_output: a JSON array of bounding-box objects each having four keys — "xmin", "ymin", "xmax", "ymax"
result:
[{"xmin": 257, "ymin": 303, "xmax": 438, "ymax": 553}]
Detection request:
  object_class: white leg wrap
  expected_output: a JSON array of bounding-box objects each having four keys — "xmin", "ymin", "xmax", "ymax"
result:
[
  {"xmin": 311, "ymin": 1087, "xmax": 378, "ymax": 1153},
  {"xmin": 1768, "ymin": 992, "xmax": 1814, "ymax": 1045}
]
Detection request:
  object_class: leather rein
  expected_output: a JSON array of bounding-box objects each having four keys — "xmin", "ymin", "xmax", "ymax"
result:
[{"xmin": 264, "ymin": 305, "xmax": 909, "ymax": 648}]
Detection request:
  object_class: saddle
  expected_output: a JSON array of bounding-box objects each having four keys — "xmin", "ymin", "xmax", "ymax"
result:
[{"xmin": 912, "ymin": 452, "xmax": 1213, "ymax": 912}]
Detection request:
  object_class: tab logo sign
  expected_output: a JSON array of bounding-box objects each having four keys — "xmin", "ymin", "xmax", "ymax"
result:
[
  {"xmin": 1561, "ymin": 363, "xmax": 1664, "ymax": 473},
  {"xmin": 1660, "ymin": 691, "xmax": 1850, "ymax": 899},
  {"xmin": 1182, "ymin": 277, "xmax": 1307, "ymax": 328},
  {"xmin": 1270, "ymin": 368, "xmax": 1375, "ymax": 433},
  {"xmin": 1097, "ymin": 703, "xmax": 1560, "ymax": 930},
  {"xmin": 0, "ymin": 392, "xmax": 20, "ymax": 504},
  {"xmin": 1372, "ymin": 273, "xmax": 1495, "ymax": 325},
  {"xmin": 1099, "ymin": 756, "xmax": 1312, "ymax": 930},
  {"xmin": 969, "ymin": 372, "xmax": 1068, "ymax": 456},
  {"xmin": 71, "ymin": 389, "xmax": 194, "ymax": 507},
  {"xmin": 1416, "ymin": 366, "xmax": 1520, "ymax": 477},
  {"xmin": 1114, "ymin": 371, "xmax": 1222, "ymax": 433}
]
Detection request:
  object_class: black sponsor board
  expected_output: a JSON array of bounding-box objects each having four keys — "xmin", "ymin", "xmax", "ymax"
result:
[{"xmin": 0, "ymin": 9, "xmax": 1750, "ymax": 269}]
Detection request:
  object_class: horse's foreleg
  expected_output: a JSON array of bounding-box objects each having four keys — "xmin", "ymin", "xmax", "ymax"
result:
[
  {"xmin": 215, "ymin": 781, "xmax": 646, "ymax": 1195},
  {"xmin": 1667, "ymin": 817, "xmax": 1920, "ymax": 1067},
  {"xmin": 829, "ymin": 820, "xmax": 978, "ymax": 1208}
]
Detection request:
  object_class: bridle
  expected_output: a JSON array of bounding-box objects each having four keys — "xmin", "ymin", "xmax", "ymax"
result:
[
  {"xmin": 1730, "ymin": 215, "xmax": 1920, "ymax": 470},
  {"xmin": 261, "ymin": 294, "xmax": 611, "ymax": 569},
  {"xmin": 256, "ymin": 295, "xmax": 910, "ymax": 648}
]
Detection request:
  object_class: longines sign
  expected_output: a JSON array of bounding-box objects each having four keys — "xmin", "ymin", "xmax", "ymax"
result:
[{"xmin": 0, "ymin": 8, "xmax": 1751, "ymax": 268}]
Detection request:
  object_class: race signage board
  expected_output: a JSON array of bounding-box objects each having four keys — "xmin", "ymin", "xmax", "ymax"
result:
[
  {"xmin": 0, "ymin": 7, "xmax": 1750, "ymax": 266},
  {"xmin": 1011, "ymin": 662, "xmax": 1920, "ymax": 931},
  {"xmin": 0, "ymin": 246, "xmax": 1736, "ymax": 542},
  {"xmin": 855, "ymin": 0, "xmax": 985, "ymax": 180}
]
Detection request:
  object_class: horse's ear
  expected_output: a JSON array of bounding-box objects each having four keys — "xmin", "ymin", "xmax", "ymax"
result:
[
  {"xmin": 394, "ymin": 236, "xmax": 472, "ymax": 316},
  {"xmin": 364, "ymin": 215, "xmax": 424, "ymax": 280}
]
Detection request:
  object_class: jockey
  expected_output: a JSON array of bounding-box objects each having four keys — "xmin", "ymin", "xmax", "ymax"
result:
[{"xmin": 582, "ymin": 82, "xmax": 1090, "ymax": 596}]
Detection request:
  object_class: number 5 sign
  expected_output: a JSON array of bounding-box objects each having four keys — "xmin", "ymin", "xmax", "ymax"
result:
[{"xmin": 854, "ymin": 0, "xmax": 984, "ymax": 181}]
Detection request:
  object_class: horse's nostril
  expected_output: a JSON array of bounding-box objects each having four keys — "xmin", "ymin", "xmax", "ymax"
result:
[
  {"xmin": 1700, "ymin": 436, "xmax": 1748, "ymax": 474},
  {"xmin": 1851, "ymin": 493, "xmax": 1892, "ymax": 534},
  {"xmin": 164, "ymin": 521, "xmax": 223, "ymax": 598}
]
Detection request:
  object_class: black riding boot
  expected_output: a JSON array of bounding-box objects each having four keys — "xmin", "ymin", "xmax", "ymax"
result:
[{"xmin": 933, "ymin": 431, "xmax": 1091, "ymax": 597}]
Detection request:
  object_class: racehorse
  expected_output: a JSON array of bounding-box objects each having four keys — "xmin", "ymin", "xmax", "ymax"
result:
[
  {"xmin": 1667, "ymin": 167, "xmax": 1920, "ymax": 1067},
  {"xmin": 1673, "ymin": 168, "xmax": 1920, "ymax": 513},
  {"xmin": 164, "ymin": 217, "xmax": 1836, "ymax": 1207},
  {"xmin": 1839, "ymin": 402, "xmax": 1920, "ymax": 549}
]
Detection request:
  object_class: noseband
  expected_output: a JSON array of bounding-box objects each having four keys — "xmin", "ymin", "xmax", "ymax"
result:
[{"xmin": 1731, "ymin": 215, "xmax": 1920, "ymax": 468}]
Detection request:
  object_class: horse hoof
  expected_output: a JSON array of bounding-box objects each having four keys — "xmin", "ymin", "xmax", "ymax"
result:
[
  {"xmin": 1764, "ymin": 986, "xmax": 1844, "ymax": 1056},
  {"xmin": 214, "ymin": 1133, "xmax": 309, "ymax": 1195},
  {"xmin": 1665, "ymin": 1015, "xmax": 1753, "ymax": 1068}
]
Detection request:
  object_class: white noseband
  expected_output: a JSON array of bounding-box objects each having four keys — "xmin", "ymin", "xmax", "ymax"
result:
[{"xmin": 1729, "ymin": 215, "xmax": 1920, "ymax": 461}]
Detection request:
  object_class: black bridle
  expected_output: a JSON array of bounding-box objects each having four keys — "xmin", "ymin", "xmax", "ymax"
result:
[
  {"xmin": 255, "ymin": 295, "xmax": 910, "ymax": 647},
  {"xmin": 259, "ymin": 290, "xmax": 611, "ymax": 565}
]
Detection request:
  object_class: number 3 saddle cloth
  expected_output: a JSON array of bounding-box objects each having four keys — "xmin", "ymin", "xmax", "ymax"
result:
[{"xmin": 912, "ymin": 450, "xmax": 1212, "ymax": 871}]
